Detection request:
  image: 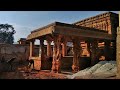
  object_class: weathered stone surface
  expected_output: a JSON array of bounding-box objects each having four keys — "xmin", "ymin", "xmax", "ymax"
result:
[
  {"xmin": 34, "ymin": 60, "xmax": 41, "ymax": 70},
  {"xmin": 67, "ymin": 61, "xmax": 117, "ymax": 79},
  {"xmin": 119, "ymin": 11, "xmax": 120, "ymax": 26},
  {"xmin": 0, "ymin": 44, "xmax": 30, "ymax": 62},
  {"xmin": 117, "ymin": 27, "xmax": 120, "ymax": 77}
]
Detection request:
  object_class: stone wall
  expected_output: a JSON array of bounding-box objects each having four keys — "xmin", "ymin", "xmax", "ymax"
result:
[
  {"xmin": 0, "ymin": 44, "xmax": 30, "ymax": 62},
  {"xmin": 61, "ymin": 56, "xmax": 73, "ymax": 70}
]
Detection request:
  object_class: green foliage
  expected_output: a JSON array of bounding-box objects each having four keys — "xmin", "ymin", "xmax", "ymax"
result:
[{"xmin": 0, "ymin": 24, "xmax": 16, "ymax": 44}]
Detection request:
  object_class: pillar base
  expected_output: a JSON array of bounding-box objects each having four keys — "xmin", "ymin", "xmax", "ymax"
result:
[
  {"xmin": 34, "ymin": 60, "xmax": 41, "ymax": 70},
  {"xmin": 72, "ymin": 65, "xmax": 79, "ymax": 72},
  {"xmin": 51, "ymin": 60, "xmax": 61, "ymax": 73},
  {"xmin": 56, "ymin": 60, "xmax": 61, "ymax": 73},
  {"xmin": 51, "ymin": 60, "xmax": 56, "ymax": 71}
]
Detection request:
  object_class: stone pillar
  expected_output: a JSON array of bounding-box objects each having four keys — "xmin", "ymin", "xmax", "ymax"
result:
[
  {"xmin": 72, "ymin": 37, "xmax": 81, "ymax": 72},
  {"xmin": 39, "ymin": 39, "xmax": 45, "ymax": 60},
  {"xmin": 51, "ymin": 38, "xmax": 57, "ymax": 72},
  {"xmin": 29, "ymin": 40, "xmax": 35, "ymax": 58},
  {"xmin": 104, "ymin": 40, "xmax": 111, "ymax": 60},
  {"xmin": 119, "ymin": 11, "xmax": 120, "ymax": 27},
  {"xmin": 62, "ymin": 39, "xmax": 67, "ymax": 57},
  {"xmin": 51, "ymin": 35, "xmax": 62, "ymax": 73},
  {"xmin": 86, "ymin": 41, "xmax": 91, "ymax": 57},
  {"xmin": 117, "ymin": 27, "xmax": 120, "ymax": 78},
  {"xmin": 91, "ymin": 40, "xmax": 98, "ymax": 66},
  {"xmin": 112, "ymin": 41, "xmax": 116, "ymax": 61},
  {"xmin": 46, "ymin": 40, "xmax": 52, "ymax": 57}
]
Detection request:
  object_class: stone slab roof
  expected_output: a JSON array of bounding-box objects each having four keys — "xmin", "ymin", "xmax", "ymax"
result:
[{"xmin": 27, "ymin": 22, "xmax": 114, "ymax": 41}]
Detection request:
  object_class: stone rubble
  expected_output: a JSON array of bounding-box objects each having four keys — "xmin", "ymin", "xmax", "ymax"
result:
[{"xmin": 67, "ymin": 61, "xmax": 117, "ymax": 79}]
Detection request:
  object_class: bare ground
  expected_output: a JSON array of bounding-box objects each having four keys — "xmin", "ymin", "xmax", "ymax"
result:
[{"xmin": 0, "ymin": 68, "xmax": 69, "ymax": 79}]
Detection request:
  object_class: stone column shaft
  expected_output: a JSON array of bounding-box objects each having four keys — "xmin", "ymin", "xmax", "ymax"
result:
[
  {"xmin": 51, "ymin": 35, "xmax": 62, "ymax": 73},
  {"xmin": 104, "ymin": 40, "xmax": 111, "ymax": 60},
  {"xmin": 62, "ymin": 40, "xmax": 67, "ymax": 57},
  {"xmin": 39, "ymin": 39, "xmax": 45, "ymax": 60},
  {"xmin": 46, "ymin": 40, "xmax": 52, "ymax": 57},
  {"xmin": 30, "ymin": 40, "xmax": 35, "ymax": 58},
  {"xmin": 72, "ymin": 37, "xmax": 81, "ymax": 72},
  {"xmin": 91, "ymin": 40, "xmax": 98, "ymax": 66}
]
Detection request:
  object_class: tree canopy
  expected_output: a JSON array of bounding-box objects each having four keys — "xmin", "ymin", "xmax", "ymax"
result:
[{"xmin": 0, "ymin": 24, "xmax": 16, "ymax": 44}]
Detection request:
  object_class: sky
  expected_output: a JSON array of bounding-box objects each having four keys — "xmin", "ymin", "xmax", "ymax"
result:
[{"xmin": 0, "ymin": 11, "xmax": 118, "ymax": 44}]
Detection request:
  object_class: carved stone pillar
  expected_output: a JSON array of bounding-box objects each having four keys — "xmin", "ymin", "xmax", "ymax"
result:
[
  {"xmin": 72, "ymin": 37, "xmax": 81, "ymax": 72},
  {"xmin": 86, "ymin": 41, "xmax": 91, "ymax": 57},
  {"xmin": 104, "ymin": 40, "xmax": 111, "ymax": 60},
  {"xmin": 51, "ymin": 35, "xmax": 62, "ymax": 73},
  {"xmin": 46, "ymin": 40, "xmax": 52, "ymax": 57},
  {"xmin": 62, "ymin": 39, "xmax": 67, "ymax": 57},
  {"xmin": 29, "ymin": 40, "xmax": 35, "ymax": 58},
  {"xmin": 91, "ymin": 40, "xmax": 98, "ymax": 66},
  {"xmin": 51, "ymin": 38, "xmax": 57, "ymax": 72},
  {"xmin": 39, "ymin": 39, "xmax": 45, "ymax": 60}
]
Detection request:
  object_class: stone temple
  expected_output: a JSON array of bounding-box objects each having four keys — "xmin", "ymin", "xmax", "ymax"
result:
[{"xmin": 26, "ymin": 12, "xmax": 118, "ymax": 73}]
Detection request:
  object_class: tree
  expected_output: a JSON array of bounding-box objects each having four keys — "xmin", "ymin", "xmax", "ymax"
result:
[{"xmin": 0, "ymin": 24, "xmax": 16, "ymax": 44}]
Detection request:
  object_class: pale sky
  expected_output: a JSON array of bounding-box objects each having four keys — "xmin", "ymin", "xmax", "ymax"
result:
[{"xmin": 0, "ymin": 11, "xmax": 118, "ymax": 43}]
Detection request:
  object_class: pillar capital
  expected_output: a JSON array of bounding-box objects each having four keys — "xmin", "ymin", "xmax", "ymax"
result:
[{"xmin": 46, "ymin": 39, "xmax": 52, "ymax": 44}]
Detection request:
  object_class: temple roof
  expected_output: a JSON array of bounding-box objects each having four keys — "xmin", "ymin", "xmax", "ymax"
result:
[{"xmin": 27, "ymin": 22, "xmax": 114, "ymax": 41}]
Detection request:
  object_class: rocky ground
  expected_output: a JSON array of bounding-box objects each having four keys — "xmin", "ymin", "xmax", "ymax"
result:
[
  {"xmin": 0, "ymin": 67, "xmax": 69, "ymax": 79},
  {"xmin": 0, "ymin": 61, "xmax": 117, "ymax": 79},
  {"xmin": 67, "ymin": 61, "xmax": 117, "ymax": 79}
]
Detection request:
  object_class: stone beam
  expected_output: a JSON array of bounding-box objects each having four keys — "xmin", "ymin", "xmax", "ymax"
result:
[{"xmin": 55, "ymin": 25, "xmax": 113, "ymax": 40}]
